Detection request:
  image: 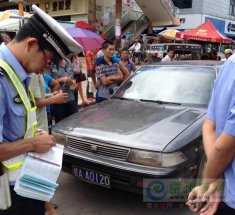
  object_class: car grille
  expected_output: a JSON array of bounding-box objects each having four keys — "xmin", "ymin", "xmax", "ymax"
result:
[{"xmin": 67, "ymin": 137, "xmax": 130, "ymax": 161}]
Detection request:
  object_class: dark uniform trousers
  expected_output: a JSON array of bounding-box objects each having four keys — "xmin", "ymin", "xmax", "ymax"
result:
[
  {"xmin": 0, "ymin": 186, "xmax": 44, "ymax": 215},
  {"xmin": 215, "ymin": 202, "xmax": 235, "ymax": 215}
]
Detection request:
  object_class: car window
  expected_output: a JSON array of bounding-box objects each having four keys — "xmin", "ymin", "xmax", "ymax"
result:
[{"xmin": 113, "ymin": 66, "xmax": 216, "ymax": 106}]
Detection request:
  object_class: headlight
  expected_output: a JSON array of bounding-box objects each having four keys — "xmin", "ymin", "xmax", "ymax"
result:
[
  {"xmin": 127, "ymin": 149, "xmax": 187, "ymax": 168},
  {"xmin": 51, "ymin": 131, "xmax": 67, "ymax": 146}
]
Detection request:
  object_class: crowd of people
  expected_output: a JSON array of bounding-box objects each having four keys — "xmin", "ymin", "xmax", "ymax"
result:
[
  {"xmin": 2, "ymin": 4, "xmax": 235, "ymax": 215},
  {"xmin": 25, "ymin": 37, "xmax": 141, "ymax": 134},
  {"xmin": 30, "ymin": 40, "xmax": 138, "ymax": 127}
]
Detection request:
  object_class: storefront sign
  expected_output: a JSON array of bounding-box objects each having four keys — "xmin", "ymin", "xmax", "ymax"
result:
[
  {"xmin": 30, "ymin": 0, "xmax": 87, "ymax": 16},
  {"xmin": 115, "ymin": 18, "xmax": 121, "ymax": 39},
  {"xmin": 49, "ymin": 1, "xmax": 68, "ymax": 11},
  {"xmin": 225, "ymin": 20, "xmax": 235, "ymax": 35}
]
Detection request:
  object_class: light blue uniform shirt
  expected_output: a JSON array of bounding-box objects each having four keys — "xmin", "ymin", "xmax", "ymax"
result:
[
  {"xmin": 0, "ymin": 43, "xmax": 31, "ymax": 142},
  {"xmin": 207, "ymin": 54, "xmax": 235, "ymax": 209}
]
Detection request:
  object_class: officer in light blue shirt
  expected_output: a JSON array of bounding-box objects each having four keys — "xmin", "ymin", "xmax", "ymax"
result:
[
  {"xmin": 206, "ymin": 55, "xmax": 235, "ymax": 211},
  {"xmin": 187, "ymin": 54, "xmax": 235, "ymax": 214},
  {"xmin": 0, "ymin": 43, "xmax": 30, "ymax": 142},
  {"xmin": 0, "ymin": 4, "xmax": 83, "ymax": 215}
]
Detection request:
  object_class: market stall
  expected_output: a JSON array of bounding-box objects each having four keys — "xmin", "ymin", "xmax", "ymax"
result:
[
  {"xmin": 175, "ymin": 20, "xmax": 233, "ymax": 59},
  {"xmin": 145, "ymin": 43, "xmax": 202, "ymax": 62},
  {"xmin": 175, "ymin": 20, "xmax": 232, "ymax": 44}
]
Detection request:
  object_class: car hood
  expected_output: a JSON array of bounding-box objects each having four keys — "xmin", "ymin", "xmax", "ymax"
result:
[{"xmin": 53, "ymin": 99, "xmax": 205, "ymax": 151}]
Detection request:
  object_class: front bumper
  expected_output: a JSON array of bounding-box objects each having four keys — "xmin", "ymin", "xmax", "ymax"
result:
[{"xmin": 63, "ymin": 149, "xmax": 192, "ymax": 194}]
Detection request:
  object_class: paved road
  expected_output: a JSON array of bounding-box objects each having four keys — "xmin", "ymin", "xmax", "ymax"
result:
[{"xmin": 53, "ymin": 172, "xmax": 193, "ymax": 215}]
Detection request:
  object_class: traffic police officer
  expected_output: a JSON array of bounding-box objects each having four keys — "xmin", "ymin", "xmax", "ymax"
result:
[{"xmin": 0, "ymin": 4, "xmax": 83, "ymax": 215}]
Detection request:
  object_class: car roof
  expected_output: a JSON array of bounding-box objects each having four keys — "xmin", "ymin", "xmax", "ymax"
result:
[{"xmin": 149, "ymin": 60, "xmax": 224, "ymax": 67}]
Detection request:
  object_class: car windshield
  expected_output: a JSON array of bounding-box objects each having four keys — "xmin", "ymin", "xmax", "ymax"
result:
[{"xmin": 113, "ymin": 66, "xmax": 216, "ymax": 106}]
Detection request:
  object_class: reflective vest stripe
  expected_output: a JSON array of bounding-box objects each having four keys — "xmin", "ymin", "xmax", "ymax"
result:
[
  {"xmin": 0, "ymin": 59, "xmax": 31, "ymax": 109},
  {"xmin": 0, "ymin": 59, "xmax": 37, "ymax": 139},
  {"xmin": 2, "ymin": 161, "xmax": 23, "ymax": 171},
  {"xmin": 25, "ymin": 90, "xmax": 37, "ymax": 139},
  {"xmin": 0, "ymin": 59, "xmax": 37, "ymax": 177}
]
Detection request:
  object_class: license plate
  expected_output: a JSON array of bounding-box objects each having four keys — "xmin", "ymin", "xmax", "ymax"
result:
[{"xmin": 72, "ymin": 166, "xmax": 111, "ymax": 188}]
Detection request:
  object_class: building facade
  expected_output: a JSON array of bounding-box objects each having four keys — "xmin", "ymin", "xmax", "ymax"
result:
[
  {"xmin": 21, "ymin": 0, "xmax": 139, "ymax": 32},
  {"xmin": 173, "ymin": 0, "xmax": 235, "ymax": 38}
]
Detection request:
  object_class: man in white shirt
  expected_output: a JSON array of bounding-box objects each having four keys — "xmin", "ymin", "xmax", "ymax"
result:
[
  {"xmin": 221, "ymin": 49, "xmax": 233, "ymax": 61},
  {"xmin": 129, "ymin": 38, "xmax": 141, "ymax": 64},
  {"xmin": 161, "ymin": 48, "xmax": 174, "ymax": 62}
]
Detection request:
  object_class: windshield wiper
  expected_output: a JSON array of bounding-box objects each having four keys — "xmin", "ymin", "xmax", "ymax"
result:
[
  {"xmin": 112, "ymin": 97, "xmax": 134, "ymax": 101},
  {"xmin": 140, "ymin": 99, "xmax": 181, "ymax": 106}
]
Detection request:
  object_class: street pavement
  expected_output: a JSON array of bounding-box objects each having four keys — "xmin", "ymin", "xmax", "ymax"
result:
[{"xmin": 52, "ymin": 172, "xmax": 193, "ymax": 215}]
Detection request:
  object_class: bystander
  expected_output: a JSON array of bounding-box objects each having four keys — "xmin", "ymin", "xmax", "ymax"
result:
[
  {"xmin": 50, "ymin": 59, "xmax": 78, "ymax": 123},
  {"xmin": 120, "ymin": 49, "xmax": 136, "ymax": 75},
  {"xmin": 96, "ymin": 41, "xmax": 123, "ymax": 103}
]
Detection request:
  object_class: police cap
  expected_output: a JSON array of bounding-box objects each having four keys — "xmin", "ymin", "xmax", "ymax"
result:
[{"xmin": 28, "ymin": 4, "xmax": 83, "ymax": 60}]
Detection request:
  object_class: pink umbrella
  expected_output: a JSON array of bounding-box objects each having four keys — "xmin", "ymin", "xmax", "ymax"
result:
[{"xmin": 66, "ymin": 27, "xmax": 104, "ymax": 52}]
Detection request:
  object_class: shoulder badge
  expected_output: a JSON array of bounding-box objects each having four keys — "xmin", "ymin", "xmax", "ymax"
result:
[
  {"xmin": 0, "ymin": 67, "xmax": 5, "ymax": 77},
  {"xmin": 0, "ymin": 68, "xmax": 4, "ymax": 77},
  {"xmin": 14, "ymin": 95, "xmax": 23, "ymax": 104}
]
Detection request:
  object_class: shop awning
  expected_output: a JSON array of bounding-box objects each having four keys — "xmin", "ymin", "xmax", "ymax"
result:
[
  {"xmin": 176, "ymin": 20, "xmax": 232, "ymax": 44},
  {"xmin": 158, "ymin": 29, "xmax": 183, "ymax": 41},
  {"xmin": 76, "ymin": 21, "xmax": 94, "ymax": 32}
]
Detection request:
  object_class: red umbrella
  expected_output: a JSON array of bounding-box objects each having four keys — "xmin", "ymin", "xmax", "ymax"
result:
[
  {"xmin": 176, "ymin": 20, "xmax": 232, "ymax": 44},
  {"xmin": 76, "ymin": 21, "xmax": 94, "ymax": 32}
]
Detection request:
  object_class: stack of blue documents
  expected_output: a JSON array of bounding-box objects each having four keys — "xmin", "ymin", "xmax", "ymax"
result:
[{"xmin": 14, "ymin": 144, "xmax": 64, "ymax": 202}]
